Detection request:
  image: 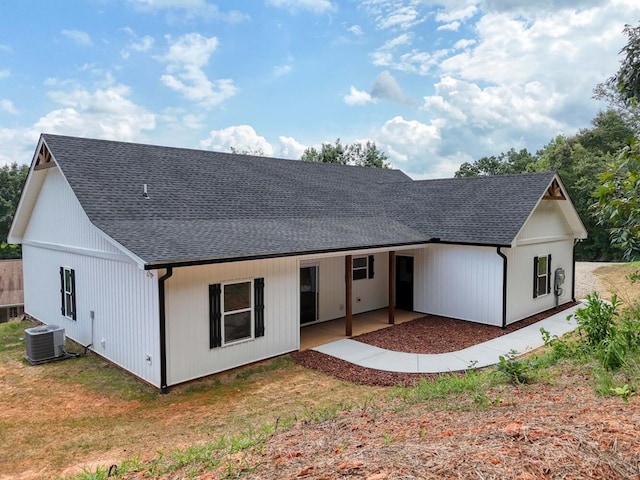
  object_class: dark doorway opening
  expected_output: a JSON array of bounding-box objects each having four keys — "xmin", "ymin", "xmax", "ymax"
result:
[{"xmin": 395, "ymin": 256, "xmax": 414, "ymax": 311}]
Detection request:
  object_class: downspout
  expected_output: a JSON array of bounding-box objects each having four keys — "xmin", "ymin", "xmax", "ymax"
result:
[
  {"xmin": 158, "ymin": 267, "xmax": 173, "ymax": 394},
  {"xmin": 571, "ymin": 240, "xmax": 577, "ymax": 302},
  {"xmin": 497, "ymin": 247, "xmax": 508, "ymax": 328}
]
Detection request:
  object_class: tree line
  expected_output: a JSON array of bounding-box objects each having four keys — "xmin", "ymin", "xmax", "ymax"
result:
[{"xmin": 456, "ymin": 23, "xmax": 640, "ymax": 262}]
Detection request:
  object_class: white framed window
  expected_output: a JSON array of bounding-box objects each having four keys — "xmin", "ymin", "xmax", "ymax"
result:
[
  {"xmin": 60, "ymin": 267, "xmax": 76, "ymax": 320},
  {"xmin": 352, "ymin": 255, "xmax": 374, "ymax": 281},
  {"xmin": 209, "ymin": 278, "xmax": 265, "ymax": 348},
  {"xmin": 533, "ymin": 255, "xmax": 551, "ymax": 298},
  {"xmin": 9, "ymin": 307, "xmax": 18, "ymax": 318},
  {"xmin": 222, "ymin": 280, "xmax": 254, "ymax": 344}
]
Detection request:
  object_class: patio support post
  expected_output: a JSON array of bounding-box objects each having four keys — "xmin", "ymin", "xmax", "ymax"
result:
[
  {"xmin": 388, "ymin": 251, "xmax": 396, "ymax": 324},
  {"xmin": 345, "ymin": 255, "xmax": 353, "ymax": 337}
]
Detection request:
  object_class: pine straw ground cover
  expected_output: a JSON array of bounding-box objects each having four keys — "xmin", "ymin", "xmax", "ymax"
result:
[{"xmin": 117, "ymin": 368, "xmax": 640, "ymax": 480}]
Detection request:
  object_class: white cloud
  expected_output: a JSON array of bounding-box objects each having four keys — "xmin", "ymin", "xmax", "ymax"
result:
[
  {"xmin": 375, "ymin": 116, "xmax": 461, "ymax": 177},
  {"xmin": 435, "ymin": 4, "xmax": 477, "ymax": 23},
  {"xmin": 344, "ymin": 86, "xmax": 375, "ymax": 106},
  {"xmin": 0, "ymin": 128, "xmax": 40, "ymax": 166},
  {"xmin": 453, "ymin": 38, "xmax": 475, "ymax": 49},
  {"xmin": 0, "ymin": 99, "xmax": 18, "ymax": 114},
  {"xmin": 379, "ymin": 33, "xmax": 413, "ymax": 51},
  {"xmin": 200, "ymin": 125, "xmax": 274, "ymax": 156},
  {"xmin": 160, "ymin": 33, "xmax": 237, "ymax": 108},
  {"xmin": 437, "ymin": 21, "xmax": 460, "ymax": 31},
  {"xmin": 273, "ymin": 55, "xmax": 294, "ymax": 77},
  {"xmin": 131, "ymin": 35, "xmax": 155, "ymax": 52},
  {"xmin": 348, "ymin": 25, "xmax": 364, "ymax": 36},
  {"xmin": 61, "ymin": 29, "xmax": 93, "ymax": 46},
  {"xmin": 277, "ymin": 136, "xmax": 307, "ymax": 158},
  {"xmin": 266, "ymin": 0, "xmax": 335, "ymax": 14},
  {"xmin": 0, "ymin": 69, "xmax": 9, "ymax": 78},
  {"xmin": 274, "ymin": 64, "xmax": 292, "ymax": 76},
  {"xmin": 126, "ymin": 0, "xmax": 249, "ymax": 23},
  {"xmin": 362, "ymin": 1, "xmax": 426, "ymax": 30},
  {"xmin": 37, "ymin": 84, "xmax": 155, "ymax": 141}
]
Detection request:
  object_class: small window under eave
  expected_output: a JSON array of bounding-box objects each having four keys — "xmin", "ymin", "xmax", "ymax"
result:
[
  {"xmin": 542, "ymin": 178, "xmax": 566, "ymax": 200},
  {"xmin": 34, "ymin": 143, "xmax": 56, "ymax": 170}
]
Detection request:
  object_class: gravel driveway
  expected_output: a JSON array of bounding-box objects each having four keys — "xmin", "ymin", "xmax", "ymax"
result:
[{"xmin": 574, "ymin": 261, "xmax": 619, "ymax": 300}]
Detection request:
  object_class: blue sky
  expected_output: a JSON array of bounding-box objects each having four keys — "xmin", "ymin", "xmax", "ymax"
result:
[{"xmin": 0, "ymin": 1, "xmax": 638, "ymax": 178}]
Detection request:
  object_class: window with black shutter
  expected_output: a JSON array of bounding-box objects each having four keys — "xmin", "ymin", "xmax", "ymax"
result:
[
  {"xmin": 533, "ymin": 255, "xmax": 552, "ymax": 298},
  {"xmin": 210, "ymin": 278, "xmax": 264, "ymax": 348},
  {"xmin": 60, "ymin": 266, "xmax": 77, "ymax": 320},
  {"xmin": 352, "ymin": 256, "xmax": 370, "ymax": 280}
]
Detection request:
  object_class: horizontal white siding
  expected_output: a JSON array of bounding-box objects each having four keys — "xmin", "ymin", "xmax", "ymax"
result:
[
  {"xmin": 412, "ymin": 245, "xmax": 504, "ymax": 326},
  {"xmin": 22, "ymin": 244, "xmax": 161, "ymax": 386},
  {"xmin": 23, "ymin": 168, "xmax": 123, "ymax": 255},
  {"xmin": 504, "ymin": 240, "xmax": 574, "ymax": 324},
  {"xmin": 165, "ymin": 257, "xmax": 298, "ymax": 386}
]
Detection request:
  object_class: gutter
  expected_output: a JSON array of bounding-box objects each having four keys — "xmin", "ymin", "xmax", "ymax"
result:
[
  {"xmin": 497, "ymin": 247, "xmax": 508, "ymax": 328},
  {"xmin": 144, "ymin": 239, "xmax": 511, "ymax": 271},
  {"xmin": 158, "ymin": 267, "xmax": 173, "ymax": 394}
]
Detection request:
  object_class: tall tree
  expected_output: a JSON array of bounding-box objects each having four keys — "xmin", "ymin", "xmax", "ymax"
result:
[
  {"xmin": 594, "ymin": 23, "xmax": 640, "ymax": 133},
  {"xmin": 455, "ymin": 148, "xmax": 535, "ymax": 177},
  {"xmin": 591, "ymin": 22, "xmax": 640, "ymax": 261},
  {"xmin": 0, "ymin": 163, "xmax": 29, "ymax": 259},
  {"xmin": 593, "ymin": 139, "xmax": 640, "ymax": 260},
  {"xmin": 301, "ymin": 139, "xmax": 390, "ymax": 168}
]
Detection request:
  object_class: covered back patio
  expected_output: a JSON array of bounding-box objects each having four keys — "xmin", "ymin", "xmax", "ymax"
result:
[{"xmin": 300, "ymin": 308, "xmax": 424, "ymax": 350}]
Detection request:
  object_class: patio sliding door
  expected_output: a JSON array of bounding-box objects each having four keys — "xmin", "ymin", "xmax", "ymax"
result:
[{"xmin": 300, "ymin": 265, "xmax": 319, "ymax": 324}]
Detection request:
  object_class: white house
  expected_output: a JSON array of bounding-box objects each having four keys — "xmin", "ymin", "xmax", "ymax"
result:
[{"xmin": 9, "ymin": 134, "xmax": 587, "ymax": 391}]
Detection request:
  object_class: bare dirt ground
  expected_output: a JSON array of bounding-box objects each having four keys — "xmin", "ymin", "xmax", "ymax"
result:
[{"xmin": 1, "ymin": 262, "xmax": 639, "ymax": 479}]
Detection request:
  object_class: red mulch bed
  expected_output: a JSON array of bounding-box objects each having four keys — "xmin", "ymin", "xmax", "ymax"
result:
[{"xmin": 292, "ymin": 303, "xmax": 577, "ymax": 387}]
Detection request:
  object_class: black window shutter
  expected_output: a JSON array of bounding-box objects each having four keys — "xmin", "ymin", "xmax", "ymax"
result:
[
  {"xmin": 254, "ymin": 278, "xmax": 265, "ymax": 337},
  {"xmin": 209, "ymin": 284, "xmax": 222, "ymax": 348},
  {"xmin": 59, "ymin": 267, "xmax": 65, "ymax": 315},
  {"xmin": 70, "ymin": 269, "xmax": 77, "ymax": 321},
  {"xmin": 368, "ymin": 255, "xmax": 374, "ymax": 279},
  {"xmin": 547, "ymin": 254, "xmax": 552, "ymax": 294},
  {"xmin": 533, "ymin": 256, "xmax": 538, "ymax": 298}
]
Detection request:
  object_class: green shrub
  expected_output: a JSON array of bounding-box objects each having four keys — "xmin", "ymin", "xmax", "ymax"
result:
[
  {"xmin": 496, "ymin": 350, "xmax": 536, "ymax": 385},
  {"xmin": 570, "ymin": 292, "xmax": 621, "ymax": 346}
]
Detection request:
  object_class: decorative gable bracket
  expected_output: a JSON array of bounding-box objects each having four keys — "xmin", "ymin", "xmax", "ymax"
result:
[
  {"xmin": 34, "ymin": 143, "xmax": 55, "ymax": 170},
  {"xmin": 542, "ymin": 178, "xmax": 566, "ymax": 200}
]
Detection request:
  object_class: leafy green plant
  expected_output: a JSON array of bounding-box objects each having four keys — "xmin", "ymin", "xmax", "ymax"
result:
[
  {"xmin": 496, "ymin": 350, "xmax": 535, "ymax": 385},
  {"xmin": 570, "ymin": 292, "xmax": 621, "ymax": 346},
  {"xmin": 610, "ymin": 384, "xmax": 636, "ymax": 402}
]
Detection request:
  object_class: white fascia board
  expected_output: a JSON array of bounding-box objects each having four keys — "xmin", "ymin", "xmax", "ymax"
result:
[{"xmin": 7, "ymin": 136, "xmax": 47, "ymax": 244}]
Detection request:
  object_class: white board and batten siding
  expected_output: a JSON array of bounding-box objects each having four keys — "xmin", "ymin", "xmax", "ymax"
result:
[
  {"xmin": 164, "ymin": 257, "xmax": 299, "ymax": 386},
  {"xmin": 20, "ymin": 167, "xmax": 161, "ymax": 387},
  {"xmin": 404, "ymin": 245, "xmax": 504, "ymax": 326},
  {"xmin": 504, "ymin": 199, "xmax": 575, "ymax": 324}
]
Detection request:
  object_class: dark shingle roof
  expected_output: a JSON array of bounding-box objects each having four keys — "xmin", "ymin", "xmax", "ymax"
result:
[
  {"xmin": 383, "ymin": 173, "xmax": 556, "ymax": 245},
  {"xmin": 41, "ymin": 134, "xmax": 556, "ymax": 266}
]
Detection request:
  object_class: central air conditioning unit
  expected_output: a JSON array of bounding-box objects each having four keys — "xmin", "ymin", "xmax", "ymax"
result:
[{"xmin": 24, "ymin": 325, "xmax": 66, "ymax": 365}]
